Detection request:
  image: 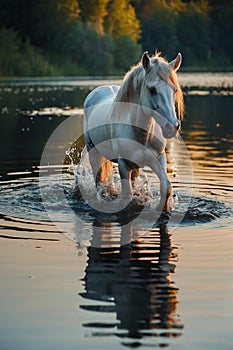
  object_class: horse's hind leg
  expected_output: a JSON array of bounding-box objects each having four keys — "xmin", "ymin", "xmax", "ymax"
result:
[
  {"xmin": 98, "ymin": 157, "xmax": 116, "ymax": 196},
  {"xmin": 87, "ymin": 147, "xmax": 115, "ymax": 198},
  {"xmin": 131, "ymin": 168, "xmax": 141, "ymax": 191}
]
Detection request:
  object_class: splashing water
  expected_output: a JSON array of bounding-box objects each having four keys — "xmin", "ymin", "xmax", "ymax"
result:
[
  {"xmin": 0, "ymin": 138, "xmax": 231, "ymax": 230},
  {"xmin": 73, "ymin": 146, "xmax": 155, "ymax": 208}
]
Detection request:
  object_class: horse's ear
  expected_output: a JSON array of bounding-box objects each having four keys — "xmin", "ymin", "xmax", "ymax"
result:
[
  {"xmin": 142, "ymin": 51, "xmax": 151, "ymax": 72},
  {"xmin": 169, "ymin": 53, "xmax": 182, "ymax": 72}
]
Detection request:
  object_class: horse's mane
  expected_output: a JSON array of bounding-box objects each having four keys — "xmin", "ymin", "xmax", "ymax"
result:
[
  {"xmin": 115, "ymin": 63, "xmax": 142, "ymax": 103},
  {"xmin": 115, "ymin": 52, "xmax": 184, "ymax": 119}
]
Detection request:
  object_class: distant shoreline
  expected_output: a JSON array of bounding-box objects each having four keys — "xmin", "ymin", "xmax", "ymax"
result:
[
  {"xmin": 0, "ymin": 73, "xmax": 232, "ymax": 95},
  {"xmin": 1, "ymin": 66, "xmax": 233, "ymax": 81}
]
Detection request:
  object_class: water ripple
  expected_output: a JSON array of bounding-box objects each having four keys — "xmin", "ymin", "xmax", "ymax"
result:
[{"xmin": 0, "ymin": 172, "xmax": 231, "ymax": 228}]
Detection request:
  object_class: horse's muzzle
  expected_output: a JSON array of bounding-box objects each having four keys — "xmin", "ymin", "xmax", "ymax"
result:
[{"xmin": 164, "ymin": 121, "xmax": 180, "ymax": 138}]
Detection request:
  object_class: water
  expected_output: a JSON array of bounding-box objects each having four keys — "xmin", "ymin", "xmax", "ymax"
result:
[{"xmin": 0, "ymin": 74, "xmax": 233, "ymax": 349}]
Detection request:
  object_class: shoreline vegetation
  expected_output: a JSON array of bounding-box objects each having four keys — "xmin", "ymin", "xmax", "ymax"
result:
[
  {"xmin": 0, "ymin": 1, "xmax": 232, "ymax": 77},
  {"xmin": 1, "ymin": 65, "xmax": 233, "ymax": 82}
]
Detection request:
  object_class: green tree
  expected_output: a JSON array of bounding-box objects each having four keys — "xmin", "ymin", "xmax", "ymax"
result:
[
  {"xmin": 79, "ymin": 0, "xmax": 110, "ymax": 34},
  {"xmin": 31, "ymin": 0, "xmax": 80, "ymax": 48},
  {"xmin": 209, "ymin": 0, "xmax": 233, "ymax": 65},
  {"xmin": 0, "ymin": 27, "xmax": 61, "ymax": 76},
  {"xmin": 139, "ymin": 0, "xmax": 179, "ymax": 57},
  {"xmin": 113, "ymin": 35, "xmax": 141, "ymax": 71},
  {"xmin": 0, "ymin": 0, "xmax": 80, "ymax": 47},
  {"xmin": 57, "ymin": 0, "xmax": 80, "ymax": 20},
  {"xmin": 60, "ymin": 20, "xmax": 115, "ymax": 74},
  {"xmin": 104, "ymin": 0, "xmax": 141, "ymax": 42},
  {"xmin": 0, "ymin": 27, "xmax": 20, "ymax": 76},
  {"xmin": 176, "ymin": 0, "xmax": 211, "ymax": 65}
]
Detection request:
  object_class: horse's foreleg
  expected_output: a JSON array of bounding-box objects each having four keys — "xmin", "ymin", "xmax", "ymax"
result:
[
  {"xmin": 149, "ymin": 152, "xmax": 172, "ymax": 213},
  {"xmin": 118, "ymin": 158, "xmax": 133, "ymax": 199},
  {"xmin": 159, "ymin": 178, "xmax": 172, "ymax": 213}
]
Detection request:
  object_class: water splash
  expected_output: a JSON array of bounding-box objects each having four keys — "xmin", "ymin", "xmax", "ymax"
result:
[
  {"xmin": 0, "ymin": 136, "xmax": 231, "ymax": 230},
  {"xmin": 73, "ymin": 146, "xmax": 154, "ymax": 208},
  {"xmin": 0, "ymin": 165, "xmax": 230, "ymax": 231}
]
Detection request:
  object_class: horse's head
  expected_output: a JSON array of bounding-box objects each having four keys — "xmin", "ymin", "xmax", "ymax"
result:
[{"xmin": 140, "ymin": 52, "xmax": 184, "ymax": 139}]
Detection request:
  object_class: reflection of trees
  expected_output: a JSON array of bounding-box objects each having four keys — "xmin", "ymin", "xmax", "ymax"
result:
[{"xmin": 80, "ymin": 221, "xmax": 183, "ymax": 345}]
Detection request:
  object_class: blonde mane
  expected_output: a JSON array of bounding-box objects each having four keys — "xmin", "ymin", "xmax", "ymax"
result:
[{"xmin": 115, "ymin": 53, "xmax": 184, "ymax": 119}]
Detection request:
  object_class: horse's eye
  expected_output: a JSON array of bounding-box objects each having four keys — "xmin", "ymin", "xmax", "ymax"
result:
[{"xmin": 149, "ymin": 87, "xmax": 157, "ymax": 95}]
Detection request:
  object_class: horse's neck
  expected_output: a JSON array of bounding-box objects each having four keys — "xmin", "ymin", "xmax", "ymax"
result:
[
  {"xmin": 115, "ymin": 69, "xmax": 142, "ymax": 105},
  {"xmin": 113, "ymin": 71, "xmax": 153, "ymax": 129}
]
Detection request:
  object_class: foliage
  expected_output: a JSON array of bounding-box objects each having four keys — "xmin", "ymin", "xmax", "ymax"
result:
[
  {"xmin": 176, "ymin": 1, "xmax": 211, "ymax": 65},
  {"xmin": 61, "ymin": 21, "xmax": 116, "ymax": 74},
  {"xmin": 0, "ymin": 27, "xmax": 61, "ymax": 76},
  {"xmin": 104, "ymin": 0, "xmax": 141, "ymax": 42},
  {"xmin": 208, "ymin": 0, "xmax": 233, "ymax": 65},
  {"xmin": 112, "ymin": 35, "xmax": 142, "ymax": 71},
  {"xmin": 140, "ymin": 0, "xmax": 178, "ymax": 57},
  {"xmin": 0, "ymin": 0, "xmax": 232, "ymax": 76},
  {"xmin": 79, "ymin": 0, "xmax": 109, "ymax": 34}
]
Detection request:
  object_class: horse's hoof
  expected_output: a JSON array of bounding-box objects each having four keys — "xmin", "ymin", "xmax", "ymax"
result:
[
  {"xmin": 131, "ymin": 196, "xmax": 145, "ymax": 209},
  {"xmin": 109, "ymin": 192, "xmax": 118, "ymax": 200},
  {"xmin": 157, "ymin": 211, "xmax": 171, "ymax": 225}
]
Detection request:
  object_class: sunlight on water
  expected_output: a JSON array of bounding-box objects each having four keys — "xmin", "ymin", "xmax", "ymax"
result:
[{"xmin": 0, "ymin": 75, "xmax": 233, "ymax": 350}]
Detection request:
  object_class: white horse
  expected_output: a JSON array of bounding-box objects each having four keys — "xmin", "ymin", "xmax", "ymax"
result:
[{"xmin": 83, "ymin": 51, "xmax": 184, "ymax": 212}]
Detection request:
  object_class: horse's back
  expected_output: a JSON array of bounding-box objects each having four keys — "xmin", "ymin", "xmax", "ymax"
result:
[
  {"xmin": 83, "ymin": 85, "xmax": 120, "ymax": 150},
  {"xmin": 84, "ymin": 85, "xmax": 119, "ymax": 109}
]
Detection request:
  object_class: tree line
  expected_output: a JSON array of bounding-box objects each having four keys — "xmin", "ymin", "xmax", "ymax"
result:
[{"xmin": 0, "ymin": 0, "xmax": 232, "ymax": 76}]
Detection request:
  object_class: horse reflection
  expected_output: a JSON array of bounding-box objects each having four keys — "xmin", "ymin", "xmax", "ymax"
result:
[{"xmin": 80, "ymin": 221, "xmax": 183, "ymax": 343}]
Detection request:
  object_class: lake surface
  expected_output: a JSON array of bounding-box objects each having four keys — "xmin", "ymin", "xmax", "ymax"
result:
[{"xmin": 0, "ymin": 73, "xmax": 233, "ymax": 349}]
